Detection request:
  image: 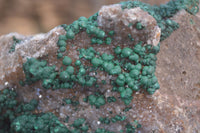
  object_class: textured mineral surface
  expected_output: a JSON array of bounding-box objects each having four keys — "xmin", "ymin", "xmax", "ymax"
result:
[{"xmin": 0, "ymin": 0, "xmax": 200, "ymax": 133}]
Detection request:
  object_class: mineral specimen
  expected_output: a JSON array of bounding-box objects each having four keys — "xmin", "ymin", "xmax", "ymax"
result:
[{"xmin": 0, "ymin": 0, "xmax": 199, "ymax": 132}]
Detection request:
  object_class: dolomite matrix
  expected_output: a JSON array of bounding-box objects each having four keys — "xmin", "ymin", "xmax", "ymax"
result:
[{"xmin": 0, "ymin": 0, "xmax": 199, "ymax": 133}]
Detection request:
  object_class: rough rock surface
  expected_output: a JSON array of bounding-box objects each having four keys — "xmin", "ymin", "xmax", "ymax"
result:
[
  {"xmin": 153, "ymin": 10, "xmax": 200, "ymax": 132},
  {"xmin": 0, "ymin": 3, "xmax": 200, "ymax": 133},
  {"xmin": 98, "ymin": 4, "xmax": 160, "ymax": 46},
  {"xmin": 0, "ymin": 27, "xmax": 65, "ymax": 89},
  {"xmin": 0, "ymin": 4, "xmax": 160, "ymax": 90}
]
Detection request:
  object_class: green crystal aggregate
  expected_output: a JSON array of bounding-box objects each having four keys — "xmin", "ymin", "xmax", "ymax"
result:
[
  {"xmin": 3, "ymin": 0, "xmax": 199, "ymax": 132},
  {"xmin": 9, "ymin": 36, "xmax": 21, "ymax": 53},
  {"xmin": 120, "ymin": 0, "xmax": 199, "ymax": 40}
]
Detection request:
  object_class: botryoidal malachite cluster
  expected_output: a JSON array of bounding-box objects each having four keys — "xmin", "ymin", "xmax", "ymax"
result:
[
  {"xmin": 2, "ymin": 0, "xmax": 199, "ymax": 133},
  {"xmin": 23, "ymin": 42, "xmax": 160, "ymax": 106},
  {"xmin": 21, "ymin": 0, "xmax": 199, "ymax": 105},
  {"xmin": 0, "ymin": 89, "xmax": 38, "ymax": 133},
  {"xmin": 0, "ymin": 88, "xmax": 141, "ymax": 133}
]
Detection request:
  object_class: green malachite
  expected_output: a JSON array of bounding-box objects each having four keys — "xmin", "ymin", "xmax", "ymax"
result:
[{"xmin": 2, "ymin": 0, "xmax": 198, "ymax": 132}]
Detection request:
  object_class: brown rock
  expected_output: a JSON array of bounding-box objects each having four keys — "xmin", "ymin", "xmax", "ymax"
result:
[
  {"xmin": 0, "ymin": 27, "xmax": 65, "ymax": 89},
  {"xmin": 0, "ymin": 2, "xmax": 200, "ymax": 133}
]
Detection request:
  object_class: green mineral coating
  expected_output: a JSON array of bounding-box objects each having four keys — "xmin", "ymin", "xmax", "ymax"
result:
[
  {"xmin": 86, "ymin": 25, "xmax": 97, "ymax": 34},
  {"xmin": 78, "ymin": 67, "xmax": 86, "ymax": 75},
  {"xmin": 120, "ymin": 0, "xmax": 199, "ymax": 40},
  {"xmin": 0, "ymin": 89, "xmax": 43, "ymax": 133},
  {"xmin": 66, "ymin": 29, "xmax": 75, "ymax": 39},
  {"xmin": 153, "ymin": 82, "xmax": 160, "ymax": 90},
  {"xmin": 114, "ymin": 46, "xmax": 122, "ymax": 55},
  {"xmin": 129, "ymin": 53, "xmax": 139, "ymax": 62},
  {"xmin": 85, "ymin": 77, "xmax": 97, "ymax": 87},
  {"xmin": 102, "ymin": 62, "xmax": 114, "ymax": 73},
  {"xmin": 88, "ymin": 94, "xmax": 106, "ymax": 108},
  {"xmin": 133, "ymin": 43, "xmax": 142, "ymax": 54},
  {"xmin": 112, "ymin": 115, "xmax": 126, "ymax": 122},
  {"xmin": 111, "ymin": 117, "xmax": 117, "ymax": 123},
  {"xmin": 57, "ymin": 53, "xmax": 63, "ymax": 59},
  {"xmin": 123, "ymin": 97, "xmax": 133, "ymax": 105},
  {"xmin": 107, "ymin": 96, "xmax": 117, "ymax": 103},
  {"xmin": 75, "ymin": 60, "xmax": 82, "ymax": 66},
  {"xmin": 128, "ymin": 34, "xmax": 134, "ymax": 41},
  {"xmin": 81, "ymin": 125, "xmax": 89, "ymax": 131},
  {"xmin": 78, "ymin": 18, "xmax": 88, "ymax": 29},
  {"xmin": 125, "ymin": 123, "xmax": 136, "ymax": 133},
  {"xmin": 128, "ymin": 23, "xmax": 133, "ymax": 27},
  {"xmin": 83, "ymin": 98, "xmax": 88, "ymax": 102},
  {"xmin": 57, "ymin": 39, "xmax": 67, "ymax": 47},
  {"xmin": 64, "ymin": 98, "xmax": 72, "ymax": 104},
  {"xmin": 72, "ymin": 21, "xmax": 80, "ymax": 33},
  {"xmin": 11, "ymin": 112, "xmax": 70, "ymax": 133},
  {"xmin": 88, "ymin": 95, "xmax": 97, "ymax": 106},
  {"xmin": 123, "ymin": 107, "xmax": 132, "ymax": 112},
  {"xmin": 109, "ymin": 65, "xmax": 121, "ymax": 75},
  {"xmin": 65, "ymin": 116, "xmax": 70, "ymax": 123},
  {"xmin": 150, "ymin": 76, "xmax": 158, "ymax": 84},
  {"xmin": 64, "ymin": 98, "xmax": 80, "ymax": 106},
  {"xmin": 22, "ymin": 99, "xmax": 38, "ymax": 112},
  {"xmin": 59, "ymin": 71, "xmax": 70, "ymax": 81},
  {"xmin": 152, "ymin": 44, "xmax": 160, "ymax": 54},
  {"xmin": 135, "ymin": 63, "xmax": 142, "ymax": 70},
  {"xmin": 2, "ymin": 88, "xmax": 94, "ymax": 132},
  {"xmin": 147, "ymin": 88, "xmax": 156, "ymax": 95},
  {"xmin": 79, "ymin": 47, "xmax": 95, "ymax": 60},
  {"xmin": 101, "ymin": 80, "xmax": 106, "ymax": 85},
  {"xmin": 142, "ymin": 66, "xmax": 155, "ymax": 76},
  {"xmin": 108, "ymin": 30, "xmax": 115, "ymax": 36},
  {"xmin": 63, "ymin": 56, "xmax": 72, "ymax": 65},
  {"xmin": 72, "ymin": 101, "xmax": 80, "ymax": 106},
  {"xmin": 95, "ymin": 128, "xmax": 114, "ymax": 133},
  {"xmin": 91, "ymin": 57, "xmax": 103, "ymax": 67},
  {"xmin": 3, "ymin": 0, "xmax": 184, "ymax": 131},
  {"xmin": 147, "ymin": 53, "xmax": 157, "ymax": 61},
  {"xmin": 185, "ymin": 0, "xmax": 199, "ymax": 15},
  {"xmin": 91, "ymin": 37, "xmax": 97, "ymax": 44},
  {"xmin": 129, "ymin": 69, "xmax": 140, "ymax": 79},
  {"xmin": 97, "ymin": 39, "xmax": 103, "ymax": 44},
  {"xmin": 111, "ymin": 86, "xmax": 118, "ymax": 91},
  {"xmin": 59, "ymin": 35, "xmax": 67, "ymax": 40},
  {"xmin": 102, "ymin": 53, "xmax": 114, "ymax": 61},
  {"xmin": 131, "ymin": 83, "xmax": 140, "ymax": 91},
  {"xmin": 125, "ymin": 75, "xmax": 132, "ymax": 83},
  {"xmin": 116, "ymin": 74, "xmax": 125, "ymax": 86},
  {"xmin": 95, "ymin": 96, "xmax": 106, "ymax": 108},
  {"xmin": 121, "ymin": 47, "xmax": 133, "ymax": 58},
  {"xmin": 19, "ymin": 80, "xmax": 25, "ymax": 86},
  {"xmin": 77, "ymin": 76, "xmax": 86, "ymax": 85},
  {"xmin": 136, "ymin": 22, "xmax": 144, "ymax": 30},
  {"xmin": 127, "ymin": 82, "xmax": 136, "ymax": 91},
  {"xmin": 66, "ymin": 66, "xmax": 74, "ymax": 75},
  {"xmin": 97, "ymin": 30, "xmax": 105, "ymax": 38},
  {"xmin": 105, "ymin": 37, "xmax": 112, "ymax": 45},
  {"xmin": 120, "ymin": 88, "xmax": 133, "ymax": 98},
  {"xmin": 70, "ymin": 129, "xmax": 80, "ymax": 133},
  {"xmin": 117, "ymin": 87, "xmax": 125, "ymax": 93},
  {"xmin": 140, "ymin": 76, "xmax": 149, "ymax": 86},
  {"xmin": 73, "ymin": 118, "xmax": 85, "ymax": 127},
  {"xmin": 23, "ymin": 58, "xmax": 57, "ymax": 85},
  {"xmin": 9, "ymin": 36, "xmax": 21, "ymax": 53},
  {"xmin": 59, "ymin": 46, "xmax": 66, "ymax": 52},
  {"xmin": 99, "ymin": 117, "xmax": 110, "ymax": 124}
]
